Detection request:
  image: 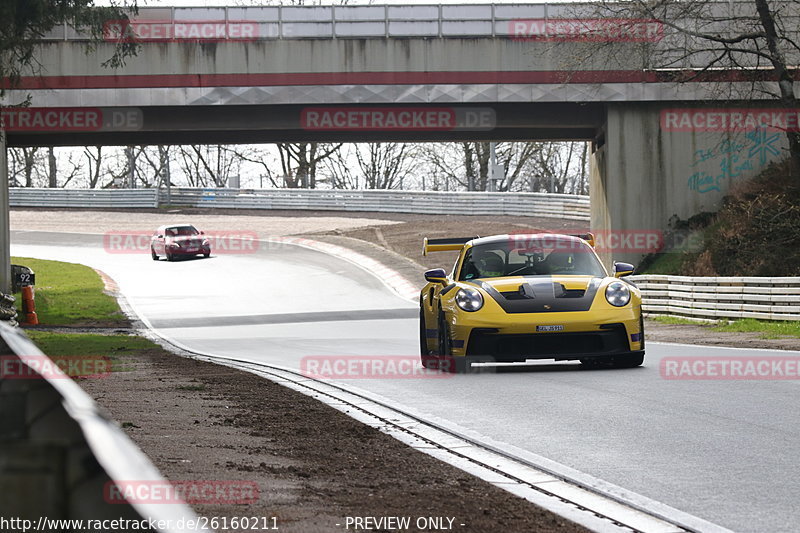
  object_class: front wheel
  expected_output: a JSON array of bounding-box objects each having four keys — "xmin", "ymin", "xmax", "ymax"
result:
[
  {"xmin": 614, "ymin": 352, "xmax": 645, "ymax": 368},
  {"xmin": 203, "ymin": 251, "xmax": 211, "ymax": 258},
  {"xmin": 420, "ymin": 307, "xmax": 439, "ymax": 370},
  {"xmin": 166, "ymin": 251, "xmax": 174, "ymax": 262},
  {"xmin": 437, "ymin": 312, "xmax": 468, "ymax": 374}
]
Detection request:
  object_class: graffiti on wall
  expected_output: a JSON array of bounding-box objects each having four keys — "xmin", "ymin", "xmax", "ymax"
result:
[{"xmin": 686, "ymin": 127, "xmax": 783, "ymax": 193}]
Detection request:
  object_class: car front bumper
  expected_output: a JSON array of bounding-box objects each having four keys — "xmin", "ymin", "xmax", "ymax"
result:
[{"xmin": 446, "ymin": 306, "xmax": 643, "ymax": 360}]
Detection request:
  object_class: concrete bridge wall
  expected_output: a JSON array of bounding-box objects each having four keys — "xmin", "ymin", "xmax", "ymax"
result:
[{"xmin": 593, "ymin": 103, "xmax": 788, "ymax": 266}]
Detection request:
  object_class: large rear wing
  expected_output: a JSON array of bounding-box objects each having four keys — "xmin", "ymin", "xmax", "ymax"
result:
[
  {"xmin": 423, "ymin": 233, "xmax": 595, "ymax": 256},
  {"xmin": 422, "ymin": 237, "xmax": 478, "ymax": 256},
  {"xmin": 571, "ymin": 232, "xmax": 595, "ymax": 248}
]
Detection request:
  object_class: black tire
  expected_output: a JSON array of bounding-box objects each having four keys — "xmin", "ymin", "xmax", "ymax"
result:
[
  {"xmin": 581, "ymin": 352, "xmax": 644, "ymax": 369},
  {"xmin": 439, "ymin": 355, "xmax": 468, "ymax": 374},
  {"xmin": 639, "ymin": 314, "xmax": 646, "ymax": 350},
  {"xmin": 203, "ymin": 251, "xmax": 211, "ymax": 258},
  {"xmin": 151, "ymin": 248, "xmax": 159, "ymax": 261},
  {"xmin": 614, "ymin": 352, "xmax": 645, "ymax": 368},
  {"xmin": 437, "ymin": 311, "xmax": 468, "ymax": 374},
  {"xmin": 166, "ymin": 251, "xmax": 174, "ymax": 262},
  {"xmin": 420, "ymin": 307, "xmax": 439, "ymax": 370}
]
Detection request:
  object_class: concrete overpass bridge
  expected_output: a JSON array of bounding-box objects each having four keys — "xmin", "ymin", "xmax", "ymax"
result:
[{"xmin": 1, "ymin": 2, "xmax": 798, "ymax": 288}]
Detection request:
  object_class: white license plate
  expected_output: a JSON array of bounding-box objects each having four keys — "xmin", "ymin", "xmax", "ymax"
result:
[{"xmin": 536, "ymin": 325, "xmax": 564, "ymax": 332}]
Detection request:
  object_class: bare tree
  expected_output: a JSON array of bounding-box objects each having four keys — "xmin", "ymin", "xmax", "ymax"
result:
[
  {"xmin": 43, "ymin": 146, "xmax": 82, "ymax": 188},
  {"xmin": 289, "ymin": 143, "xmax": 341, "ymax": 188},
  {"xmin": 275, "ymin": 142, "xmax": 342, "ymax": 188},
  {"xmin": 586, "ymin": 0, "xmax": 800, "ymax": 182},
  {"xmin": 8, "ymin": 147, "xmax": 43, "ymax": 187},
  {"xmin": 176, "ymin": 145, "xmax": 243, "ymax": 187},
  {"xmin": 83, "ymin": 146, "xmax": 111, "ymax": 189},
  {"xmin": 323, "ymin": 143, "xmax": 418, "ymax": 189},
  {"xmin": 139, "ymin": 145, "xmax": 175, "ymax": 188},
  {"xmin": 422, "ymin": 141, "xmax": 584, "ymax": 193}
]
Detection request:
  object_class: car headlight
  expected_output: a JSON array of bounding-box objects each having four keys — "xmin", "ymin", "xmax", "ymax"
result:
[
  {"xmin": 455, "ymin": 287, "xmax": 484, "ymax": 312},
  {"xmin": 605, "ymin": 281, "xmax": 631, "ymax": 307},
  {"xmin": 202, "ymin": 239, "xmax": 210, "ymax": 246}
]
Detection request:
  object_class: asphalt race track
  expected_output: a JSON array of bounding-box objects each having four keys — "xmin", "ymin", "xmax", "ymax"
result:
[{"xmin": 12, "ymin": 230, "xmax": 800, "ymax": 533}]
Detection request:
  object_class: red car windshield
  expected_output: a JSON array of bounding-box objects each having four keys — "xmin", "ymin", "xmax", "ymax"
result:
[{"xmin": 166, "ymin": 226, "xmax": 199, "ymax": 237}]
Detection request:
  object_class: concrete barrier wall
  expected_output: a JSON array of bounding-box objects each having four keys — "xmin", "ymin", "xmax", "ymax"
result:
[{"xmin": 592, "ymin": 102, "xmax": 789, "ymax": 266}]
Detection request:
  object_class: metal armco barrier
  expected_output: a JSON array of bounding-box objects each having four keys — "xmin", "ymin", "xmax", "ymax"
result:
[
  {"xmin": 0, "ymin": 322, "xmax": 205, "ymax": 532},
  {"xmin": 8, "ymin": 188, "xmax": 591, "ymax": 220},
  {"xmin": 9, "ymin": 188, "xmax": 159, "ymax": 208},
  {"xmin": 163, "ymin": 188, "xmax": 591, "ymax": 220},
  {"xmin": 630, "ymin": 275, "xmax": 800, "ymax": 321}
]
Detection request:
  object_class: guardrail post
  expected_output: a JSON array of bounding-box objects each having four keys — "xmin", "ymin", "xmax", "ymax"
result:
[{"xmin": 0, "ymin": 130, "xmax": 11, "ymax": 294}]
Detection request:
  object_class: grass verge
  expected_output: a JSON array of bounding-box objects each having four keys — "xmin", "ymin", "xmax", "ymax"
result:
[
  {"xmin": 25, "ymin": 331, "xmax": 157, "ymax": 372},
  {"xmin": 712, "ymin": 318, "xmax": 800, "ymax": 339},
  {"xmin": 11, "ymin": 256, "xmax": 128, "ymax": 326},
  {"xmin": 10, "ymin": 257, "xmax": 157, "ymax": 376},
  {"xmin": 650, "ymin": 315, "xmax": 800, "ymax": 339}
]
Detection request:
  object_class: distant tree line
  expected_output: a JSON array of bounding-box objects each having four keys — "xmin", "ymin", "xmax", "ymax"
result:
[{"xmin": 6, "ymin": 141, "xmax": 590, "ymax": 195}]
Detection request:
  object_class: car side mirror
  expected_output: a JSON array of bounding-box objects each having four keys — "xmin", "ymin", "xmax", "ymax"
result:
[
  {"xmin": 424, "ymin": 268, "xmax": 448, "ymax": 284},
  {"xmin": 614, "ymin": 262, "xmax": 635, "ymax": 278},
  {"xmin": 157, "ymin": 234, "xmax": 164, "ymax": 239},
  {"xmin": 200, "ymin": 230, "xmax": 205, "ymax": 235}
]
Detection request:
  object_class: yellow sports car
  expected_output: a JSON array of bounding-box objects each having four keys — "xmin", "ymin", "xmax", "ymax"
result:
[{"xmin": 419, "ymin": 233, "xmax": 644, "ymax": 373}]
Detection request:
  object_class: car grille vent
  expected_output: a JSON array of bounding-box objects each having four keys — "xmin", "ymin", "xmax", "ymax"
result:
[
  {"xmin": 557, "ymin": 288, "xmax": 586, "ymax": 298},
  {"xmin": 501, "ymin": 291, "xmax": 530, "ymax": 300},
  {"xmin": 500, "ymin": 284, "xmax": 586, "ymax": 300}
]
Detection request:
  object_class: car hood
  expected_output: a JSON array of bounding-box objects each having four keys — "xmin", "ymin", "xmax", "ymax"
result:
[{"xmin": 465, "ymin": 275, "xmax": 604, "ymax": 314}]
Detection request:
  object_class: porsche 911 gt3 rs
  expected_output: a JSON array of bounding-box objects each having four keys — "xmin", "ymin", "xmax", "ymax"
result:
[{"xmin": 419, "ymin": 233, "xmax": 644, "ymax": 373}]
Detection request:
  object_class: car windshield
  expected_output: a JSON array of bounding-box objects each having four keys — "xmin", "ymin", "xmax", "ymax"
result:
[
  {"xmin": 459, "ymin": 237, "xmax": 606, "ymax": 280},
  {"xmin": 166, "ymin": 226, "xmax": 199, "ymax": 237}
]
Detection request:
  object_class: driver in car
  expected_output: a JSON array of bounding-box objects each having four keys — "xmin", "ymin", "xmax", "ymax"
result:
[{"xmin": 475, "ymin": 252, "xmax": 505, "ymax": 278}]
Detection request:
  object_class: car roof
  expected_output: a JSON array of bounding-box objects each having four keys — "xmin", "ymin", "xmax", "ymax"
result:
[{"xmin": 157, "ymin": 223, "xmax": 197, "ymax": 231}]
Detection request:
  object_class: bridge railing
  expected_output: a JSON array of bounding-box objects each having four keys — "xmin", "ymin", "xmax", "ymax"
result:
[
  {"xmin": 43, "ymin": 4, "xmax": 596, "ymax": 40},
  {"xmin": 630, "ymin": 275, "xmax": 800, "ymax": 322},
  {"xmin": 40, "ymin": 2, "xmax": 789, "ymax": 69}
]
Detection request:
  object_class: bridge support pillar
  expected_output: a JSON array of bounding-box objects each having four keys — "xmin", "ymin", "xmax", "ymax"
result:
[
  {"xmin": 0, "ymin": 132, "xmax": 9, "ymax": 293},
  {"xmin": 592, "ymin": 102, "xmax": 786, "ymax": 270}
]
